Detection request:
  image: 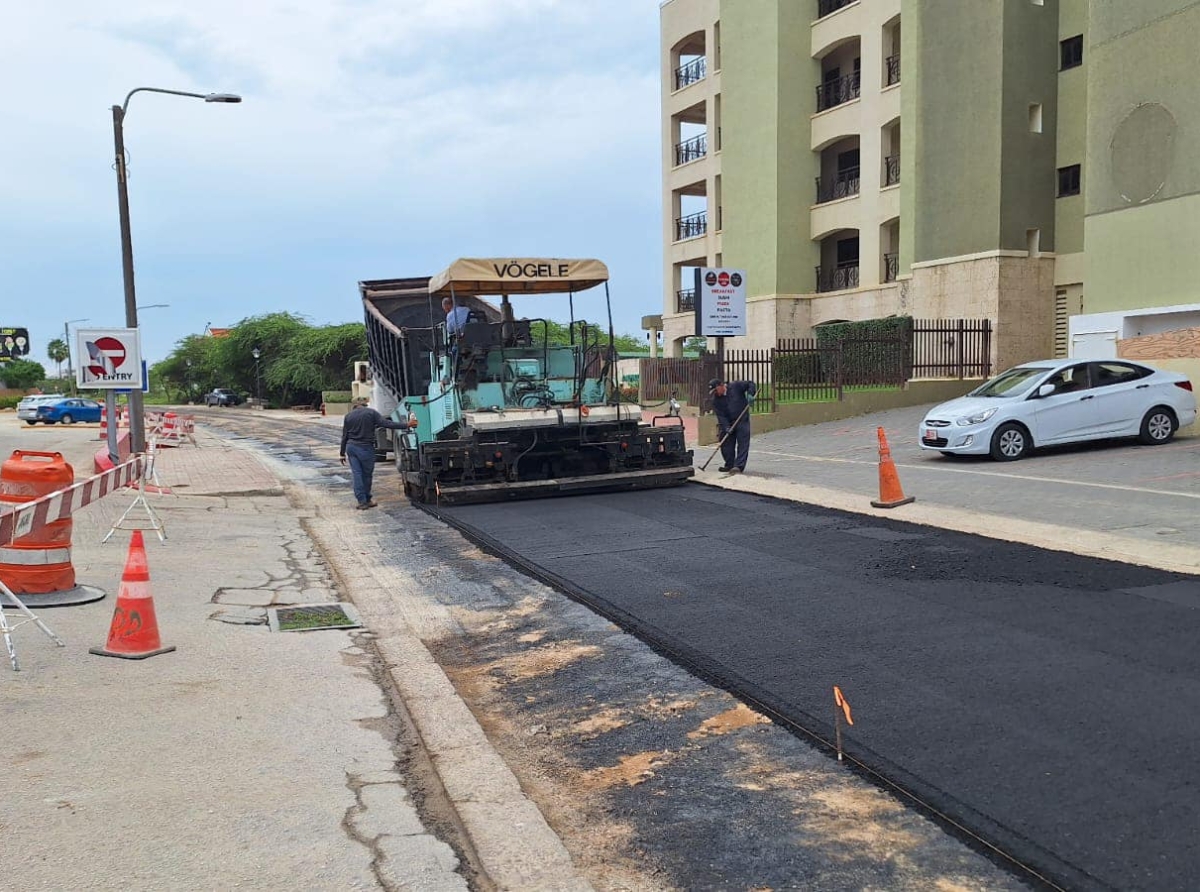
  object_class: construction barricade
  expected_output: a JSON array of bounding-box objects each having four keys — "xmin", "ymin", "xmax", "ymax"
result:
[
  {"xmin": 0, "ymin": 451, "xmax": 76, "ymax": 595},
  {"xmin": 0, "ymin": 453, "xmax": 142, "ymax": 608},
  {"xmin": 155, "ymin": 412, "xmax": 197, "ymax": 448}
]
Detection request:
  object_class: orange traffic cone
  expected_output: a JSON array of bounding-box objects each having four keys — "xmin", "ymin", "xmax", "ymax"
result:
[
  {"xmin": 89, "ymin": 530, "xmax": 176, "ymax": 660},
  {"xmin": 870, "ymin": 427, "xmax": 915, "ymax": 509}
]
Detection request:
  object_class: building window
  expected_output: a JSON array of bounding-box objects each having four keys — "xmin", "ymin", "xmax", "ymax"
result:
[
  {"xmin": 1057, "ymin": 164, "xmax": 1081, "ymax": 197},
  {"xmin": 1060, "ymin": 35, "xmax": 1083, "ymax": 70}
]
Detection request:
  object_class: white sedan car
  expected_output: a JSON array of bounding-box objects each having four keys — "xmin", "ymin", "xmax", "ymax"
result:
[{"xmin": 919, "ymin": 359, "xmax": 1196, "ymax": 461}]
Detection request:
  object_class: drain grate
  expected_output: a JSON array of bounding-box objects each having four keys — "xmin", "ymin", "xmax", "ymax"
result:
[{"xmin": 267, "ymin": 603, "xmax": 362, "ymax": 633}]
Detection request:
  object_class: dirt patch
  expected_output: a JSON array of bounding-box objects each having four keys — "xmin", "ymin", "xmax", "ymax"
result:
[
  {"xmin": 487, "ymin": 640, "xmax": 602, "ymax": 681},
  {"xmin": 581, "ymin": 750, "xmax": 673, "ymax": 791},
  {"xmin": 571, "ymin": 708, "xmax": 630, "ymax": 738},
  {"xmin": 687, "ymin": 703, "xmax": 772, "ymax": 739},
  {"xmin": 800, "ymin": 786, "xmax": 925, "ymax": 857}
]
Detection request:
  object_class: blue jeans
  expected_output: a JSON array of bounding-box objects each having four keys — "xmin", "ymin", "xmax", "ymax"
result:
[
  {"xmin": 718, "ymin": 419, "xmax": 751, "ymax": 470},
  {"xmin": 345, "ymin": 442, "xmax": 376, "ymax": 505}
]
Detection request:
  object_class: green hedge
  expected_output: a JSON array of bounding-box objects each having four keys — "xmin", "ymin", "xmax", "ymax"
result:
[
  {"xmin": 813, "ymin": 316, "xmax": 912, "ymax": 384},
  {"xmin": 322, "ymin": 390, "xmax": 353, "ymax": 404},
  {"xmin": 0, "ymin": 395, "xmax": 19, "ymax": 410},
  {"xmin": 775, "ymin": 352, "xmax": 825, "ymax": 385}
]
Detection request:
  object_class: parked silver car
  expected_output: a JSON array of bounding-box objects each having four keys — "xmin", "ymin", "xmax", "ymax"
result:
[
  {"xmin": 17, "ymin": 394, "xmax": 66, "ymax": 424},
  {"xmin": 919, "ymin": 359, "xmax": 1197, "ymax": 461}
]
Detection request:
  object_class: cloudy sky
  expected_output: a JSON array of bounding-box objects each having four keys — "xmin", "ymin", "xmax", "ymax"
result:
[{"xmin": 2, "ymin": 1, "xmax": 664, "ymax": 370}]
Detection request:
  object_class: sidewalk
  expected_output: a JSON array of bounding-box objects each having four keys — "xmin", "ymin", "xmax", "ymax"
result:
[
  {"xmin": 694, "ymin": 405, "xmax": 1200, "ymax": 576},
  {"xmin": 0, "ymin": 421, "xmax": 585, "ymax": 891}
]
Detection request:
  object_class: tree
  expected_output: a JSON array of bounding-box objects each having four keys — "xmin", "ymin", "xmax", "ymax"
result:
[
  {"xmin": 263, "ymin": 322, "xmax": 367, "ymax": 405},
  {"xmin": 1, "ymin": 359, "xmax": 47, "ymax": 390},
  {"xmin": 46, "ymin": 339, "xmax": 69, "ymax": 378},
  {"xmin": 152, "ymin": 335, "xmax": 222, "ymax": 403}
]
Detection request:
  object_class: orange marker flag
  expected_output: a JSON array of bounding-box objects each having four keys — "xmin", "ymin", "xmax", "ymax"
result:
[{"xmin": 834, "ymin": 685, "xmax": 854, "ymax": 726}]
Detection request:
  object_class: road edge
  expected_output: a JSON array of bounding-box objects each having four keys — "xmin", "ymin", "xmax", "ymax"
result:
[{"xmin": 693, "ymin": 467, "xmax": 1200, "ymax": 576}]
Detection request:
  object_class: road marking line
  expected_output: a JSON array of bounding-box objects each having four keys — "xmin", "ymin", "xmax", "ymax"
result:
[{"xmin": 754, "ymin": 449, "xmax": 1200, "ymax": 501}]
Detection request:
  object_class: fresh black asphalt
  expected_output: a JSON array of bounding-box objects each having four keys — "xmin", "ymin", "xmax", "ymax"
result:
[{"xmin": 436, "ymin": 483, "xmax": 1200, "ymax": 892}]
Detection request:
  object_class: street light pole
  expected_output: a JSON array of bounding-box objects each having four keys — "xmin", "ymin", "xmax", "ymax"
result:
[
  {"xmin": 111, "ymin": 87, "xmax": 241, "ymax": 453},
  {"xmin": 63, "ymin": 317, "xmax": 89, "ymax": 392},
  {"xmin": 252, "ymin": 347, "xmax": 262, "ymax": 404}
]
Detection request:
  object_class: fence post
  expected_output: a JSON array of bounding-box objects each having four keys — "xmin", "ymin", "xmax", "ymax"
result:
[
  {"xmin": 957, "ymin": 319, "xmax": 966, "ymax": 380},
  {"xmin": 835, "ymin": 345, "xmax": 844, "ymax": 401}
]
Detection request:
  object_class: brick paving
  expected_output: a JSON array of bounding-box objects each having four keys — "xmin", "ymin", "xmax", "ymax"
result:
[{"xmin": 151, "ymin": 428, "xmax": 281, "ymax": 495}]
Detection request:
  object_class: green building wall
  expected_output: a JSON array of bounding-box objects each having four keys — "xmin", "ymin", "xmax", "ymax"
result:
[
  {"xmin": 719, "ymin": 0, "xmax": 818, "ymax": 297},
  {"xmin": 1084, "ymin": 0, "xmax": 1200, "ymax": 313}
]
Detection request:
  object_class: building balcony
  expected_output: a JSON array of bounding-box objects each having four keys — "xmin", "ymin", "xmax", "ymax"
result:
[
  {"xmin": 886, "ymin": 54, "xmax": 901, "ymax": 87},
  {"xmin": 675, "ymin": 133, "xmax": 707, "ymax": 166},
  {"xmin": 883, "ymin": 154, "xmax": 900, "ymax": 187},
  {"xmin": 884, "ymin": 253, "xmax": 899, "ymax": 283},
  {"xmin": 676, "ymin": 289, "xmax": 696, "ymax": 313},
  {"xmin": 815, "ymin": 263, "xmax": 860, "ymax": 293},
  {"xmin": 817, "ymin": 0, "xmax": 855, "ymax": 18},
  {"xmin": 675, "ymin": 211, "xmax": 708, "ymax": 242},
  {"xmin": 815, "ymin": 167, "xmax": 860, "ymax": 204},
  {"xmin": 674, "ymin": 57, "xmax": 706, "ymax": 91},
  {"xmin": 816, "ymin": 72, "xmax": 860, "ymax": 113}
]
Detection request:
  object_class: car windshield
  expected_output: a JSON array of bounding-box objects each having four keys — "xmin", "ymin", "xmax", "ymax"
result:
[{"xmin": 969, "ymin": 366, "xmax": 1053, "ymax": 398}]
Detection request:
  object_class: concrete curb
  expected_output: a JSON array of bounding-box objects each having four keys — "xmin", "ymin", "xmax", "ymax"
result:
[
  {"xmin": 694, "ymin": 467, "xmax": 1200, "ymax": 576},
  {"xmin": 280, "ymin": 484, "xmax": 593, "ymax": 892}
]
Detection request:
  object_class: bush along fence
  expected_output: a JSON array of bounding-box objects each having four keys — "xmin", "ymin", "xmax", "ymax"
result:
[{"xmin": 639, "ymin": 318, "xmax": 992, "ymax": 414}]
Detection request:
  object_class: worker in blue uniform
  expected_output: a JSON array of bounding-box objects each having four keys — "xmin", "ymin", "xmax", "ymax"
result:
[{"xmin": 709, "ymin": 378, "xmax": 756, "ymax": 473}]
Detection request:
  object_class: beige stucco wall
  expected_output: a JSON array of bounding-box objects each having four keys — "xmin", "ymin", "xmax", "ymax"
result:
[{"xmin": 909, "ymin": 253, "xmax": 1056, "ymax": 369}]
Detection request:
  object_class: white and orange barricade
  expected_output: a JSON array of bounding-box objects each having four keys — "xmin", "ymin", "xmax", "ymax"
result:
[
  {"xmin": 155, "ymin": 412, "xmax": 197, "ymax": 448},
  {"xmin": 0, "ymin": 451, "xmax": 77, "ymax": 595}
]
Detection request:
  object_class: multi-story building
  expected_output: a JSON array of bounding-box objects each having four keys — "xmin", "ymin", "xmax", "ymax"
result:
[{"xmin": 660, "ymin": 0, "xmax": 1200, "ymax": 375}]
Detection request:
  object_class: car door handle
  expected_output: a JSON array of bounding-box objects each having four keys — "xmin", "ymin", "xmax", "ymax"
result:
[
  {"xmin": 1079, "ymin": 395, "xmax": 1094, "ymax": 401},
  {"xmin": 1136, "ymin": 384, "xmax": 1150, "ymax": 389}
]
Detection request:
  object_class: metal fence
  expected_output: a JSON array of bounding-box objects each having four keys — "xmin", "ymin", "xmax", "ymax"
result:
[
  {"xmin": 637, "ymin": 319, "xmax": 991, "ymax": 415},
  {"xmin": 910, "ymin": 318, "xmax": 992, "ymax": 379}
]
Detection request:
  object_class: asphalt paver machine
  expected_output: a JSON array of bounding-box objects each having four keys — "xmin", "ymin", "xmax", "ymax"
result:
[{"xmin": 371, "ymin": 258, "xmax": 693, "ymax": 504}]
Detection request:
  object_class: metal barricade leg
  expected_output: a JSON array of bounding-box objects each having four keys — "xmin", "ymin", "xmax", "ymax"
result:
[{"xmin": 0, "ymin": 579, "xmax": 66, "ymax": 671}]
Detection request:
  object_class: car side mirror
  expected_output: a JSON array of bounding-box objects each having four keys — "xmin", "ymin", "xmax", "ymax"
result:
[{"xmin": 1036, "ymin": 383, "xmax": 1055, "ymax": 398}]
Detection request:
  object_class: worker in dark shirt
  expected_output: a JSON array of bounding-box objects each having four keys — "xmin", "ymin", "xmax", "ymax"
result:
[
  {"xmin": 709, "ymin": 378, "xmax": 756, "ymax": 473},
  {"xmin": 339, "ymin": 397, "xmax": 406, "ymax": 509}
]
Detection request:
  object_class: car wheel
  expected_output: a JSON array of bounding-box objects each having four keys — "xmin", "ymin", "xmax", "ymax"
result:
[
  {"xmin": 1139, "ymin": 407, "xmax": 1177, "ymax": 445},
  {"xmin": 60, "ymin": 413, "xmax": 73, "ymax": 425},
  {"xmin": 990, "ymin": 423, "xmax": 1030, "ymax": 461},
  {"xmin": 24, "ymin": 420, "xmax": 36, "ymax": 425}
]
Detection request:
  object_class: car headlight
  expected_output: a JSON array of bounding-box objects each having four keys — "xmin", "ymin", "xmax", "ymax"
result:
[{"xmin": 956, "ymin": 408, "xmax": 998, "ymax": 426}]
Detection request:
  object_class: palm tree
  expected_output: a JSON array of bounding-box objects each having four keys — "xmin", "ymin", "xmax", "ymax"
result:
[{"xmin": 46, "ymin": 338, "xmax": 69, "ymax": 380}]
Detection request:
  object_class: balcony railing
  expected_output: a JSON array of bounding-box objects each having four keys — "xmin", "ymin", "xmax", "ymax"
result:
[
  {"xmin": 816, "ymin": 71, "xmax": 861, "ymax": 113},
  {"xmin": 815, "ymin": 263, "xmax": 860, "ymax": 293},
  {"xmin": 817, "ymin": 0, "xmax": 855, "ymax": 19},
  {"xmin": 884, "ymin": 154, "xmax": 900, "ymax": 187},
  {"xmin": 886, "ymin": 54, "xmax": 901, "ymax": 86},
  {"xmin": 815, "ymin": 167, "xmax": 861, "ymax": 204},
  {"xmin": 677, "ymin": 289, "xmax": 696, "ymax": 313},
  {"xmin": 675, "ymin": 133, "xmax": 707, "ymax": 166},
  {"xmin": 675, "ymin": 211, "xmax": 707, "ymax": 241},
  {"xmin": 884, "ymin": 253, "xmax": 899, "ymax": 283},
  {"xmin": 674, "ymin": 57, "xmax": 706, "ymax": 90}
]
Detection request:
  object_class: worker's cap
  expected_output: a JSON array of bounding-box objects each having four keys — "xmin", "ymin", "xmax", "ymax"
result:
[
  {"xmin": 708, "ymin": 378, "xmax": 724, "ymax": 392},
  {"xmin": 352, "ymin": 397, "xmax": 369, "ymax": 406}
]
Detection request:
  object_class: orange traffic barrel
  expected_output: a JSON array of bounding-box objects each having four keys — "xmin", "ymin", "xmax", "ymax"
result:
[{"xmin": 0, "ymin": 451, "xmax": 76, "ymax": 595}]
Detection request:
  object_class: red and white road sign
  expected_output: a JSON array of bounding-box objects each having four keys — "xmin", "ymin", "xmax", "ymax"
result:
[{"xmin": 76, "ymin": 328, "xmax": 143, "ymax": 389}]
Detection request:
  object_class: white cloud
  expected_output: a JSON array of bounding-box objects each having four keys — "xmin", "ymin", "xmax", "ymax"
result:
[{"xmin": 1, "ymin": 1, "xmax": 664, "ymax": 360}]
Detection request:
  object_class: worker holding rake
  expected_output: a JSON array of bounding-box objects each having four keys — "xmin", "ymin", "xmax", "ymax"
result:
[{"xmin": 709, "ymin": 378, "xmax": 756, "ymax": 474}]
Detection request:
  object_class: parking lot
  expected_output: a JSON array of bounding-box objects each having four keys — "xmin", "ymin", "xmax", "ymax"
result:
[{"xmin": 745, "ymin": 403, "xmax": 1200, "ymax": 550}]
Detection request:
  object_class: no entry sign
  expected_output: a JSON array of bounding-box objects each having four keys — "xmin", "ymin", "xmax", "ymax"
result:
[{"xmin": 76, "ymin": 328, "xmax": 144, "ymax": 389}]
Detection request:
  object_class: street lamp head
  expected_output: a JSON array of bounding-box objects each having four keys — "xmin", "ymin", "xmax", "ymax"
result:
[
  {"xmin": 205, "ymin": 93, "xmax": 242, "ymax": 103},
  {"xmin": 252, "ymin": 348, "xmax": 261, "ymax": 360}
]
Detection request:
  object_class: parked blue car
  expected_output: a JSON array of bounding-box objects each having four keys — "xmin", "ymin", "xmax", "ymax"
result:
[{"xmin": 32, "ymin": 398, "xmax": 103, "ymax": 425}]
